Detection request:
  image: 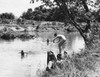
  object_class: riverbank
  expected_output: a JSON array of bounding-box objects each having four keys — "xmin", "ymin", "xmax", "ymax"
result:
[
  {"xmin": 0, "ymin": 24, "xmax": 36, "ymax": 40},
  {"xmin": 39, "ymin": 49, "xmax": 100, "ymax": 77},
  {"xmin": 0, "ymin": 20, "xmax": 77, "ymax": 41},
  {"xmin": 41, "ymin": 42, "xmax": 100, "ymax": 77}
]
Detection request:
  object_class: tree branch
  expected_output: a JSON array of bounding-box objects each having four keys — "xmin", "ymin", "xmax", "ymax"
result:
[
  {"xmin": 81, "ymin": 0, "xmax": 91, "ymax": 32},
  {"xmin": 62, "ymin": 2, "xmax": 90, "ymax": 47},
  {"xmin": 81, "ymin": 0, "xmax": 89, "ymax": 12}
]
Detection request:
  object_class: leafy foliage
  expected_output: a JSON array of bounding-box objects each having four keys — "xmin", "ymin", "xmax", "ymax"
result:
[
  {"xmin": 0, "ymin": 12, "xmax": 15, "ymax": 19},
  {"xmin": 21, "ymin": 8, "xmax": 33, "ymax": 20}
]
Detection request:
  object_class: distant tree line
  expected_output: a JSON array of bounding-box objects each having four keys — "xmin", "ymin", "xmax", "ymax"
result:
[
  {"xmin": 20, "ymin": 6, "xmax": 68, "ymax": 22},
  {"xmin": 0, "ymin": 6, "xmax": 100, "ymax": 24},
  {"xmin": 20, "ymin": 5, "xmax": 100, "ymax": 23},
  {"xmin": 0, "ymin": 13, "xmax": 15, "ymax": 19}
]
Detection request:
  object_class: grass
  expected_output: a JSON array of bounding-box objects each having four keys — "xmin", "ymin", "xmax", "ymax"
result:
[{"xmin": 38, "ymin": 46, "xmax": 100, "ymax": 77}]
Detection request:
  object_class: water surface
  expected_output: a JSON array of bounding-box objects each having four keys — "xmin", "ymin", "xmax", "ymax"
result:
[{"xmin": 0, "ymin": 32, "xmax": 85, "ymax": 77}]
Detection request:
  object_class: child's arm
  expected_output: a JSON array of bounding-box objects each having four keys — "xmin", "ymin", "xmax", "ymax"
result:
[{"xmin": 53, "ymin": 37, "xmax": 60, "ymax": 43}]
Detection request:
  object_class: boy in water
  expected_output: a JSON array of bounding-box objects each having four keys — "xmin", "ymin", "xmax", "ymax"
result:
[
  {"xmin": 20, "ymin": 50, "xmax": 24, "ymax": 59},
  {"xmin": 53, "ymin": 33, "xmax": 66, "ymax": 60},
  {"xmin": 47, "ymin": 39, "xmax": 49, "ymax": 46}
]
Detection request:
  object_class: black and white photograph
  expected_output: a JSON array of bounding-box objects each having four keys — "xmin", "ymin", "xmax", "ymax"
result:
[{"xmin": 0, "ymin": 0, "xmax": 100, "ymax": 77}]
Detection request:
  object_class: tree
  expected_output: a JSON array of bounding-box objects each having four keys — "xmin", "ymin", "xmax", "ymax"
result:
[
  {"xmin": 45, "ymin": 7, "xmax": 66, "ymax": 21},
  {"xmin": 21, "ymin": 7, "xmax": 50, "ymax": 21},
  {"xmin": 0, "ymin": 12, "xmax": 15, "ymax": 19},
  {"xmin": 21, "ymin": 8, "xmax": 33, "ymax": 20},
  {"xmin": 95, "ymin": 9, "xmax": 100, "ymax": 22},
  {"xmin": 16, "ymin": 18, "xmax": 22, "ymax": 24},
  {"xmin": 31, "ymin": 0, "xmax": 100, "ymax": 48},
  {"xmin": 33, "ymin": 5, "xmax": 50, "ymax": 21}
]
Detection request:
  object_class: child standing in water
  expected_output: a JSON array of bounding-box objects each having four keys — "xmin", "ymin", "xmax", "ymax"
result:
[
  {"xmin": 47, "ymin": 39, "xmax": 49, "ymax": 46},
  {"xmin": 53, "ymin": 33, "xmax": 66, "ymax": 60},
  {"xmin": 20, "ymin": 50, "xmax": 24, "ymax": 59}
]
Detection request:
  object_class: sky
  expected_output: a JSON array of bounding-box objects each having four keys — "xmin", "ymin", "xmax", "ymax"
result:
[{"xmin": 0, "ymin": 0, "xmax": 42, "ymax": 17}]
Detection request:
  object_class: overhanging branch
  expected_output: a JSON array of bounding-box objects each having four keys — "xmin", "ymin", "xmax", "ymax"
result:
[
  {"xmin": 61, "ymin": 2, "xmax": 89, "ymax": 46},
  {"xmin": 81, "ymin": 0, "xmax": 89, "ymax": 12}
]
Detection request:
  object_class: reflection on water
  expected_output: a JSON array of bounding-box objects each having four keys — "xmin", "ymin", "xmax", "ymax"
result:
[
  {"xmin": 66, "ymin": 32, "xmax": 85, "ymax": 54},
  {"xmin": 72, "ymin": 36, "xmax": 85, "ymax": 52},
  {"xmin": 0, "ymin": 32, "xmax": 85, "ymax": 77}
]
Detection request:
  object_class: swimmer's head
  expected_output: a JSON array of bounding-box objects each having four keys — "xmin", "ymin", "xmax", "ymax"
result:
[{"xmin": 54, "ymin": 33, "xmax": 57, "ymax": 37}]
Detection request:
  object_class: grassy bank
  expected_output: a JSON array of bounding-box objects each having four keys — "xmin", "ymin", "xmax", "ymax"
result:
[{"xmin": 39, "ymin": 46, "xmax": 100, "ymax": 77}]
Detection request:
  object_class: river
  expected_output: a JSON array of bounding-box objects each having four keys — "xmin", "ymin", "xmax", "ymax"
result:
[{"xmin": 0, "ymin": 32, "xmax": 85, "ymax": 77}]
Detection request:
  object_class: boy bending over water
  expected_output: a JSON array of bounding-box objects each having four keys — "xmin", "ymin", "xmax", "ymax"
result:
[{"xmin": 53, "ymin": 33, "xmax": 66, "ymax": 60}]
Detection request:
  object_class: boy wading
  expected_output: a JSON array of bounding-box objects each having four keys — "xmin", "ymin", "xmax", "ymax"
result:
[{"xmin": 53, "ymin": 34, "xmax": 66, "ymax": 60}]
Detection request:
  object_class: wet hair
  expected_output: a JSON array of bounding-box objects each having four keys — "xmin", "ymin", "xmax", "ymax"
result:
[{"xmin": 54, "ymin": 33, "xmax": 57, "ymax": 37}]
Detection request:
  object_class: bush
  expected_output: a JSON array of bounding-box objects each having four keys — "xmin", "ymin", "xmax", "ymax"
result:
[
  {"xmin": 1, "ymin": 33, "xmax": 15, "ymax": 40},
  {"xmin": 17, "ymin": 34, "xmax": 33, "ymax": 39}
]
